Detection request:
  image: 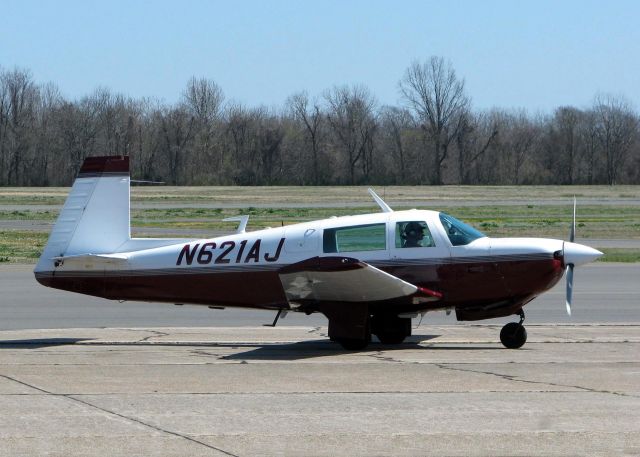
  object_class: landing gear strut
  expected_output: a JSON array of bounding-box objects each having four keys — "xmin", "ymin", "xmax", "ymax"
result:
[{"xmin": 500, "ymin": 310, "xmax": 527, "ymax": 349}]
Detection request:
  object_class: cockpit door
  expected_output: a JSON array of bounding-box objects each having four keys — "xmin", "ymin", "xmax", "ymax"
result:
[
  {"xmin": 390, "ymin": 219, "xmax": 451, "ymax": 260},
  {"xmin": 388, "ymin": 219, "xmax": 452, "ymax": 286}
]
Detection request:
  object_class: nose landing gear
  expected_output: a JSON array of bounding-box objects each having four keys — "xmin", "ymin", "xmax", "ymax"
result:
[{"xmin": 500, "ymin": 310, "xmax": 527, "ymax": 349}]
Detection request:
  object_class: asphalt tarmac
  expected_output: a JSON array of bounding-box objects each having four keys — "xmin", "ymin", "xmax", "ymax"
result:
[
  {"xmin": 1, "ymin": 263, "xmax": 638, "ymax": 330},
  {"xmin": 0, "ymin": 325, "xmax": 638, "ymax": 456}
]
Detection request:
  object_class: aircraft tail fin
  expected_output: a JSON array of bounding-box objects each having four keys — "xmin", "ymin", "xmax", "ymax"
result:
[{"xmin": 35, "ymin": 156, "xmax": 130, "ymax": 272}]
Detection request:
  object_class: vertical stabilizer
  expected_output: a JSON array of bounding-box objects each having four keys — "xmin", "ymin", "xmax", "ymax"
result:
[{"xmin": 35, "ymin": 156, "xmax": 130, "ymax": 272}]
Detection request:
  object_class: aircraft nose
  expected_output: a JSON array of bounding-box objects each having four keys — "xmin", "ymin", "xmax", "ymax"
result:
[{"xmin": 563, "ymin": 241, "xmax": 603, "ymax": 267}]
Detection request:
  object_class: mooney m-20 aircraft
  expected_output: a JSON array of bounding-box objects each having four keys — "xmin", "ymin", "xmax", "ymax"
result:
[{"xmin": 35, "ymin": 156, "xmax": 603, "ymax": 350}]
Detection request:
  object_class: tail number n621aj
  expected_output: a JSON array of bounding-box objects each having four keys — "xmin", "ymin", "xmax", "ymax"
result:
[{"xmin": 176, "ymin": 238, "xmax": 286, "ymax": 266}]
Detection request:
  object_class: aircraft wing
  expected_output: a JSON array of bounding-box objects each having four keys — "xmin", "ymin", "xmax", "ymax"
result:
[{"xmin": 279, "ymin": 256, "xmax": 442, "ymax": 304}]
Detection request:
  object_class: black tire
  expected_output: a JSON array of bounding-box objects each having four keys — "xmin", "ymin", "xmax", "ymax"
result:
[
  {"xmin": 376, "ymin": 331, "xmax": 407, "ymax": 345},
  {"xmin": 500, "ymin": 322, "xmax": 527, "ymax": 349},
  {"xmin": 337, "ymin": 338, "xmax": 370, "ymax": 351},
  {"xmin": 372, "ymin": 314, "xmax": 411, "ymax": 345}
]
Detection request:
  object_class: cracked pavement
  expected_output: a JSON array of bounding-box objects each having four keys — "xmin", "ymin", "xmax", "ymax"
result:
[{"xmin": 0, "ymin": 325, "xmax": 638, "ymax": 456}]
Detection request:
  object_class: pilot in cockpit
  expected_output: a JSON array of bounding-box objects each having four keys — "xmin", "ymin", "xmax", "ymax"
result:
[{"xmin": 402, "ymin": 221, "xmax": 425, "ymax": 248}]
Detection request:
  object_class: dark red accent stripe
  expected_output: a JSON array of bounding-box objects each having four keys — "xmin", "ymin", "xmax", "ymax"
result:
[
  {"xmin": 35, "ymin": 257, "xmax": 564, "ymax": 318},
  {"xmin": 79, "ymin": 156, "xmax": 129, "ymax": 175},
  {"xmin": 279, "ymin": 256, "xmax": 364, "ymax": 274}
]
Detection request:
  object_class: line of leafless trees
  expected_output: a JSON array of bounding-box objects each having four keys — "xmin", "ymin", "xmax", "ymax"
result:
[{"xmin": 1, "ymin": 57, "xmax": 639, "ymax": 187}]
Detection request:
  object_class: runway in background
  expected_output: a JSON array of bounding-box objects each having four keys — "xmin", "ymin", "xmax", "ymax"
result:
[{"xmin": 2, "ymin": 263, "xmax": 638, "ymax": 330}]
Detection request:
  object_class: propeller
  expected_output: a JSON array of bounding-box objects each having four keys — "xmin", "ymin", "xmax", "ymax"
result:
[
  {"xmin": 560, "ymin": 198, "xmax": 603, "ymax": 316},
  {"xmin": 569, "ymin": 196, "xmax": 576, "ymax": 243},
  {"xmin": 565, "ymin": 197, "xmax": 576, "ymax": 316},
  {"xmin": 565, "ymin": 262, "xmax": 574, "ymax": 315}
]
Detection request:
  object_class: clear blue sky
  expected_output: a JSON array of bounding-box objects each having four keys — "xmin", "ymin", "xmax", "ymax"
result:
[{"xmin": 1, "ymin": 0, "xmax": 638, "ymax": 112}]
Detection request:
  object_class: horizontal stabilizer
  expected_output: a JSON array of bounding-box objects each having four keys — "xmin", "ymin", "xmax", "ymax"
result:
[{"xmin": 52, "ymin": 253, "xmax": 129, "ymax": 269}]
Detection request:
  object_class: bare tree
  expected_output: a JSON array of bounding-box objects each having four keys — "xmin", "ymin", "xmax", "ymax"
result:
[
  {"xmin": 502, "ymin": 111, "xmax": 538, "ymax": 184},
  {"xmin": 399, "ymin": 57, "xmax": 469, "ymax": 184},
  {"xmin": 158, "ymin": 106, "xmax": 194, "ymax": 185},
  {"xmin": 225, "ymin": 103, "xmax": 253, "ymax": 184},
  {"xmin": 1, "ymin": 64, "xmax": 640, "ymax": 187},
  {"xmin": 254, "ymin": 112, "xmax": 285, "ymax": 185},
  {"xmin": 182, "ymin": 77, "xmax": 224, "ymax": 123},
  {"xmin": 182, "ymin": 77, "xmax": 225, "ymax": 181},
  {"xmin": 593, "ymin": 95, "xmax": 638, "ymax": 185},
  {"xmin": 455, "ymin": 110, "xmax": 498, "ymax": 184},
  {"xmin": 0, "ymin": 68, "xmax": 11, "ymax": 184},
  {"xmin": 1, "ymin": 68, "xmax": 39, "ymax": 185},
  {"xmin": 379, "ymin": 106, "xmax": 415, "ymax": 183},
  {"xmin": 287, "ymin": 91, "xmax": 324, "ymax": 184},
  {"xmin": 485, "ymin": 110, "xmax": 538, "ymax": 184},
  {"xmin": 31, "ymin": 82, "xmax": 62, "ymax": 185},
  {"xmin": 579, "ymin": 110, "xmax": 600, "ymax": 184},
  {"xmin": 324, "ymin": 85, "xmax": 377, "ymax": 184}
]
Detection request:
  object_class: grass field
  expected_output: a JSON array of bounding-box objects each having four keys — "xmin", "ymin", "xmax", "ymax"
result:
[
  {"xmin": 1, "ymin": 186, "xmax": 639, "ymax": 263},
  {"xmin": 1, "ymin": 184, "xmax": 640, "ymax": 205}
]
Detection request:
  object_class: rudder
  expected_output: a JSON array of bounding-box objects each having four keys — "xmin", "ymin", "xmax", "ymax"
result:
[{"xmin": 35, "ymin": 156, "xmax": 130, "ymax": 273}]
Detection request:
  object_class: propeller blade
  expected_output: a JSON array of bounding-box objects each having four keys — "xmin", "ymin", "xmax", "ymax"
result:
[
  {"xmin": 565, "ymin": 264, "xmax": 574, "ymax": 316},
  {"xmin": 569, "ymin": 197, "xmax": 576, "ymax": 242}
]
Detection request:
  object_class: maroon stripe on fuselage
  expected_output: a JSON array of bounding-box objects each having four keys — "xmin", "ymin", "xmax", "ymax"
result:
[
  {"xmin": 378, "ymin": 257, "xmax": 563, "ymax": 306},
  {"xmin": 280, "ymin": 256, "xmax": 365, "ymax": 274},
  {"xmin": 36, "ymin": 269, "xmax": 288, "ymax": 308},
  {"xmin": 35, "ymin": 257, "xmax": 563, "ymax": 312}
]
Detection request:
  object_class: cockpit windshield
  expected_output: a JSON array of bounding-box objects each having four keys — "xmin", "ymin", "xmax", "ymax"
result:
[{"xmin": 438, "ymin": 213, "xmax": 486, "ymax": 246}]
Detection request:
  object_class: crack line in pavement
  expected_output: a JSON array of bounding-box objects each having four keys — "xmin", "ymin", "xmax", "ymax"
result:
[
  {"xmin": 0, "ymin": 373, "xmax": 240, "ymax": 457},
  {"xmin": 0, "ymin": 389, "xmax": 630, "ymax": 396},
  {"xmin": 366, "ymin": 351, "xmax": 414, "ymax": 364},
  {"xmin": 110, "ymin": 328, "xmax": 172, "ymax": 344},
  {"xmin": 306, "ymin": 326, "xmax": 324, "ymax": 336},
  {"xmin": 434, "ymin": 364, "xmax": 639, "ymax": 399},
  {"xmin": 136, "ymin": 329, "xmax": 171, "ymax": 343}
]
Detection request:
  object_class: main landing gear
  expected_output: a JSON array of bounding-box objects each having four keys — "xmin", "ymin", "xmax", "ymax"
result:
[
  {"xmin": 325, "ymin": 307, "xmax": 412, "ymax": 351},
  {"xmin": 371, "ymin": 314, "xmax": 411, "ymax": 345},
  {"xmin": 500, "ymin": 310, "xmax": 527, "ymax": 349}
]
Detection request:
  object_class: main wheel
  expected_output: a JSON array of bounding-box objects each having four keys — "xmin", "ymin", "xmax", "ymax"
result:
[
  {"xmin": 500, "ymin": 322, "xmax": 527, "ymax": 349},
  {"xmin": 376, "ymin": 330, "xmax": 407, "ymax": 345},
  {"xmin": 337, "ymin": 337, "xmax": 370, "ymax": 351},
  {"xmin": 327, "ymin": 311, "xmax": 371, "ymax": 351},
  {"xmin": 372, "ymin": 314, "xmax": 411, "ymax": 345}
]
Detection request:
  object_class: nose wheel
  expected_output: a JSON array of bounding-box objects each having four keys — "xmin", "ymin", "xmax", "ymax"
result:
[{"xmin": 500, "ymin": 310, "xmax": 527, "ymax": 349}]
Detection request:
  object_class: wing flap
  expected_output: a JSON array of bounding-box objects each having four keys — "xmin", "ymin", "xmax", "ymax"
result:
[{"xmin": 279, "ymin": 256, "xmax": 427, "ymax": 303}]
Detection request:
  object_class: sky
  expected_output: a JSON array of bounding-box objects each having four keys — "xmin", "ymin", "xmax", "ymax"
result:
[{"xmin": 1, "ymin": 0, "xmax": 639, "ymax": 113}]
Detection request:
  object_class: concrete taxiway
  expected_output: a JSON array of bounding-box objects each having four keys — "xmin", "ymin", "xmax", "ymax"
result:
[
  {"xmin": 1, "ymin": 263, "xmax": 638, "ymax": 455},
  {"xmin": 0, "ymin": 325, "xmax": 639, "ymax": 456}
]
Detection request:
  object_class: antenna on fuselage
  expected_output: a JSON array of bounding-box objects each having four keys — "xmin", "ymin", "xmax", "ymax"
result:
[
  {"xmin": 368, "ymin": 188, "xmax": 393, "ymax": 213},
  {"xmin": 223, "ymin": 215, "xmax": 250, "ymax": 234}
]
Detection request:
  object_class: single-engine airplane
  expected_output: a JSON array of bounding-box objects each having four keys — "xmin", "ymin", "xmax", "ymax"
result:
[{"xmin": 35, "ymin": 156, "xmax": 603, "ymax": 350}]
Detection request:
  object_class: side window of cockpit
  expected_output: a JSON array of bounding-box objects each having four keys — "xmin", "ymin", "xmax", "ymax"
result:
[
  {"xmin": 323, "ymin": 223, "xmax": 386, "ymax": 253},
  {"xmin": 396, "ymin": 221, "xmax": 435, "ymax": 248}
]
